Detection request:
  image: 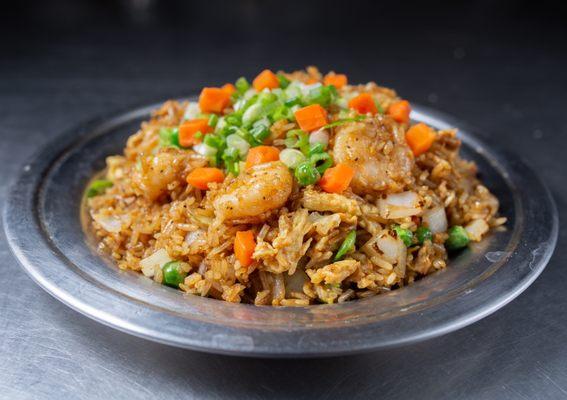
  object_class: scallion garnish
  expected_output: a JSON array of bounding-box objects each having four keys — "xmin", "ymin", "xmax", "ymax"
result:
[
  {"xmin": 334, "ymin": 230, "xmax": 357, "ymax": 261},
  {"xmin": 323, "ymin": 115, "xmax": 367, "ymax": 129},
  {"xmin": 86, "ymin": 179, "xmax": 113, "ymax": 198}
]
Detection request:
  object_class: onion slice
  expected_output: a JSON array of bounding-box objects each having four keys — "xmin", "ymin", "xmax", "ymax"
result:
[
  {"xmin": 422, "ymin": 206, "xmax": 448, "ymax": 233},
  {"xmin": 140, "ymin": 248, "xmax": 172, "ymax": 278},
  {"xmin": 378, "ymin": 191, "xmax": 421, "ymax": 219}
]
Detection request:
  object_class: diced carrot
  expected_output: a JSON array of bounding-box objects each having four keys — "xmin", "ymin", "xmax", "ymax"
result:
[
  {"xmin": 294, "ymin": 104, "xmax": 329, "ymax": 132},
  {"xmin": 234, "ymin": 230, "xmax": 256, "ymax": 267},
  {"xmin": 318, "ymin": 163, "xmax": 355, "ymax": 194},
  {"xmin": 186, "ymin": 167, "xmax": 225, "ymax": 190},
  {"xmin": 245, "ymin": 146, "xmax": 281, "ymax": 169},
  {"xmin": 253, "ymin": 69, "xmax": 280, "ymax": 91},
  {"xmin": 348, "ymin": 93, "xmax": 378, "ymax": 115},
  {"xmin": 405, "ymin": 123, "xmax": 436, "ymax": 156},
  {"xmin": 306, "ymin": 77, "xmax": 319, "ymax": 84},
  {"xmin": 179, "ymin": 119, "xmax": 212, "ymax": 147},
  {"xmin": 323, "ymin": 73, "xmax": 348, "ymax": 88},
  {"xmin": 387, "ymin": 100, "xmax": 411, "ymax": 124},
  {"xmin": 199, "ymin": 87, "xmax": 232, "ymax": 114},
  {"xmin": 222, "ymin": 83, "xmax": 236, "ymax": 96}
]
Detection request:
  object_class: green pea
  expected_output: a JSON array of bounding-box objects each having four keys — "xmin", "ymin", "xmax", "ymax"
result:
[
  {"xmin": 415, "ymin": 226, "xmax": 433, "ymax": 244},
  {"xmin": 392, "ymin": 225, "xmax": 414, "ymax": 247},
  {"xmin": 162, "ymin": 261, "xmax": 188, "ymax": 288},
  {"xmin": 445, "ymin": 226, "xmax": 470, "ymax": 251}
]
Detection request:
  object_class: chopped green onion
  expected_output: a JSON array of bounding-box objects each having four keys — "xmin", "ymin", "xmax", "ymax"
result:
[
  {"xmin": 284, "ymin": 97, "xmax": 301, "ymax": 107},
  {"xmin": 258, "ymin": 92, "xmax": 278, "ymax": 106},
  {"xmin": 323, "ymin": 115, "xmax": 367, "ymax": 129},
  {"xmin": 208, "ymin": 114, "xmax": 219, "ymax": 128},
  {"xmin": 161, "ymin": 261, "xmax": 188, "ymax": 288},
  {"xmin": 375, "ymin": 100, "xmax": 385, "ymax": 114},
  {"xmin": 193, "ymin": 131, "xmax": 203, "ymax": 139},
  {"xmin": 334, "ymin": 230, "xmax": 356, "ymax": 261},
  {"xmin": 294, "ymin": 160, "xmax": 320, "ymax": 186},
  {"xmin": 226, "ymin": 134, "xmax": 250, "ymax": 157},
  {"xmin": 250, "ymin": 120, "xmax": 271, "ymax": 143},
  {"xmin": 309, "ymin": 151, "xmax": 333, "ymax": 175},
  {"xmin": 285, "ymin": 129, "xmax": 310, "ymax": 154},
  {"xmin": 242, "ymin": 103, "xmax": 263, "ymax": 127},
  {"xmin": 222, "ymin": 147, "xmax": 241, "ymax": 176},
  {"xmin": 279, "ymin": 148, "xmax": 306, "ymax": 169},
  {"xmin": 271, "ymin": 104, "xmax": 294, "ymax": 122},
  {"xmin": 308, "ymin": 142, "xmax": 325, "ymax": 156},
  {"xmin": 158, "ymin": 127, "xmax": 181, "ymax": 149},
  {"xmin": 86, "ymin": 179, "xmax": 113, "ymax": 198},
  {"xmin": 277, "ymin": 73, "xmax": 291, "ymax": 89},
  {"xmin": 415, "ymin": 226, "xmax": 433, "ymax": 244},
  {"xmin": 235, "ymin": 77, "xmax": 250, "ymax": 94},
  {"xmin": 304, "ymin": 85, "xmax": 334, "ymax": 107},
  {"xmin": 445, "ymin": 226, "xmax": 470, "ymax": 251},
  {"xmin": 225, "ymin": 114, "xmax": 242, "ymax": 127},
  {"xmin": 204, "ymin": 133, "xmax": 224, "ymax": 149},
  {"xmin": 392, "ymin": 225, "xmax": 414, "ymax": 247}
]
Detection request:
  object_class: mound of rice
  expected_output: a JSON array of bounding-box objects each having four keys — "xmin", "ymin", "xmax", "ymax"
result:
[{"xmin": 86, "ymin": 68, "xmax": 505, "ymax": 306}]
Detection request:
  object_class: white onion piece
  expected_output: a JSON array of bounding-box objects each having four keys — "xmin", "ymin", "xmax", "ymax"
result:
[
  {"xmin": 465, "ymin": 219, "xmax": 489, "ymax": 241},
  {"xmin": 284, "ymin": 270, "xmax": 309, "ymax": 296},
  {"xmin": 226, "ymin": 134, "xmax": 250, "ymax": 157},
  {"xmin": 309, "ymin": 129, "xmax": 329, "ymax": 148},
  {"xmin": 193, "ymin": 143, "xmax": 217, "ymax": 157},
  {"xmin": 92, "ymin": 213, "xmax": 122, "ymax": 233},
  {"xmin": 376, "ymin": 234, "xmax": 401, "ymax": 264},
  {"xmin": 183, "ymin": 102, "xmax": 201, "ymax": 120},
  {"xmin": 279, "ymin": 148, "xmax": 306, "ymax": 169},
  {"xmin": 378, "ymin": 191, "xmax": 421, "ymax": 219},
  {"xmin": 140, "ymin": 249, "xmax": 171, "ymax": 278},
  {"xmin": 423, "ymin": 207, "xmax": 448, "ymax": 233}
]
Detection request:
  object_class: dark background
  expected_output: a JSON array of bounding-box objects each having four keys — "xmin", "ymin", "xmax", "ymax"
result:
[{"xmin": 1, "ymin": 1, "xmax": 566, "ymax": 399}]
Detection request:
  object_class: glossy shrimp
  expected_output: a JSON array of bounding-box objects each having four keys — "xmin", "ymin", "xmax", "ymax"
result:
[
  {"xmin": 214, "ymin": 161, "xmax": 293, "ymax": 220},
  {"xmin": 332, "ymin": 116, "xmax": 414, "ymax": 195}
]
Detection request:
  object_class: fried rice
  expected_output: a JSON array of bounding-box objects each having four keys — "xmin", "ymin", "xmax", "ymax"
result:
[{"xmin": 85, "ymin": 67, "xmax": 505, "ymax": 306}]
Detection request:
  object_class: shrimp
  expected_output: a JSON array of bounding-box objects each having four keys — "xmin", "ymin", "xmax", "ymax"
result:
[
  {"xmin": 132, "ymin": 149, "xmax": 188, "ymax": 201},
  {"xmin": 332, "ymin": 116, "xmax": 414, "ymax": 195},
  {"xmin": 214, "ymin": 161, "xmax": 293, "ymax": 221}
]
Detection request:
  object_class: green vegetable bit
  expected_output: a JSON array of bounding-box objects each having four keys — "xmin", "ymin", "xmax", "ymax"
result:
[
  {"xmin": 392, "ymin": 225, "xmax": 414, "ymax": 247},
  {"xmin": 309, "ymin": 151, "xmax": 333, "ymax": 175},
  {"xmin": 285, "ymin": 129, "xmax": 310, "ymax": 154},
  {"xmin": 323, "ymin": 115, "xmax": 367, "ymax": 129},
  {"xmin": 235, "ymin": 77, "xmax": 250, "ymax": 94},
  {"xmin": 86, "ymin": 179, "xmax": 113, "ymax": 198},
  {"xmin": 304, "ymin": 85, "xmax": 335, "ymax": 107},
  {"xmin": 445, "ymin": 226, "xmax": 470, "ymax": 251},
  {"xmin": 161, "ymin": 261, "xmax": 188, "ymax": 288},
  {"xmin": 294, "ymin": 160, "xmax": 320, "ymax": 186},
  {"xmin": 415, "ymin": 226, "xmax": 433, "ymax": 244},
  {"xmin": 334, "ymin": 230, "xmax": 357, "ymax": 261},
  {"xmin": 158, "ymin": 127, "xmax": 180, "ymax": 149},
  {"xmin": 208, "ymin": 113, "xmax": 219, "ymax": 128},
  {"xmin": 277, "ymin": 73, "xmax": 291, "ymax": 89}
]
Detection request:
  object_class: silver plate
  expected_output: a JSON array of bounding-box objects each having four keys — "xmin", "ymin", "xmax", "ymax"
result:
[{"xmin": 3, "ymin": 101, "xmax": 558, "ymax": 357}]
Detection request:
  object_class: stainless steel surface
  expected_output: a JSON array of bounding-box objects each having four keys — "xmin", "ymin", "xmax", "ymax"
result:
[{"xmin": 3, "ymin": 101, "xmax": 558, "ymax": 357}]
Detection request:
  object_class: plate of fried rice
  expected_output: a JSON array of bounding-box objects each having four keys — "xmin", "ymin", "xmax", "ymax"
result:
[{"xmin": 4, "ymin": 67, "xmax": 557, "ymax": 356}]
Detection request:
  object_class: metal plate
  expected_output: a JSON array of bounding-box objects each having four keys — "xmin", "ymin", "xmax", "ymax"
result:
[{"xmin": 2, "ymin": 100, "xmax": 558, "ymax": 357}]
